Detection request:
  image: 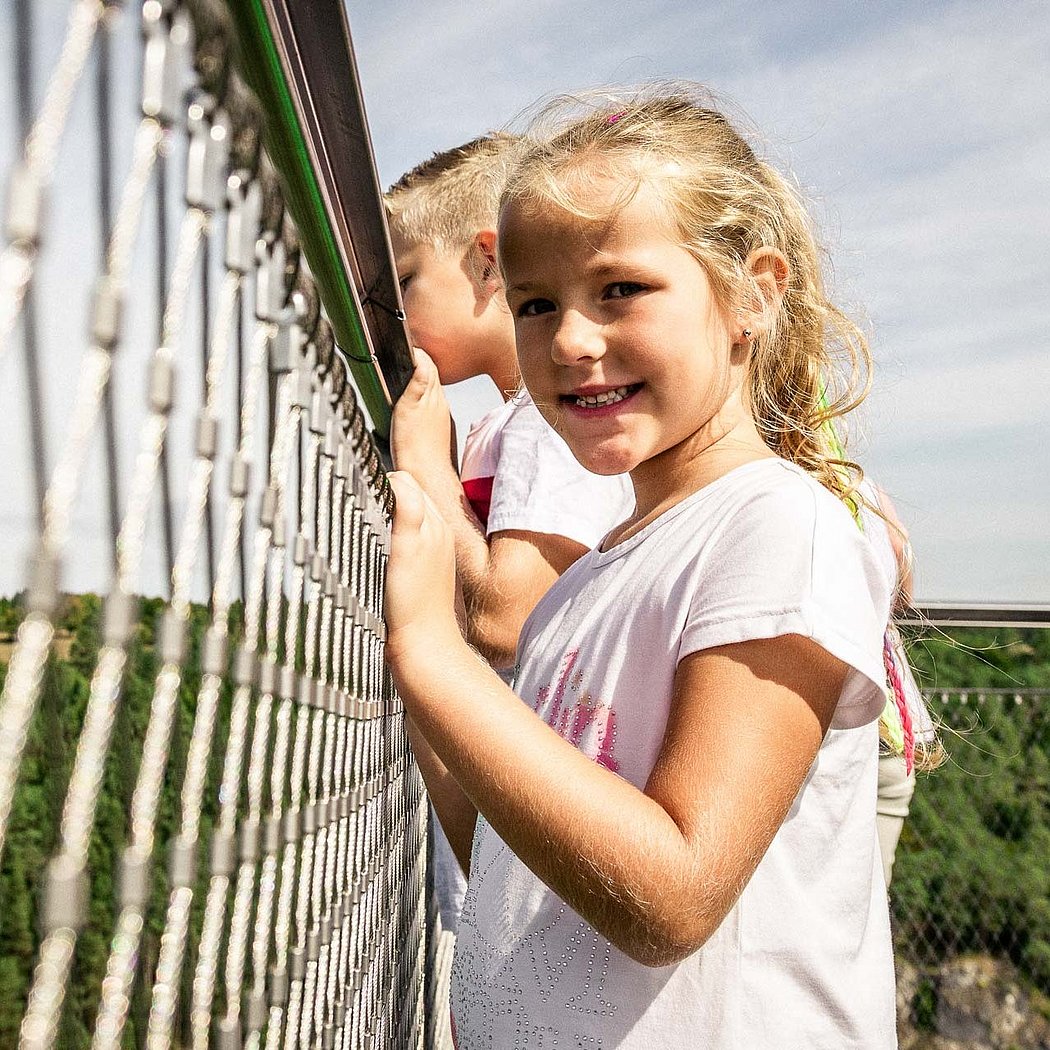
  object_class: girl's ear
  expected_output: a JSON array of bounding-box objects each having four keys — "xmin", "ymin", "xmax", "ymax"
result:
[
  {"xmin": 739, "ymin": 247, "xmax": 790, "ymax": 338},
  {"xmin": 469, "ymin": 229, "xmax": 502, "ymax": 300}
]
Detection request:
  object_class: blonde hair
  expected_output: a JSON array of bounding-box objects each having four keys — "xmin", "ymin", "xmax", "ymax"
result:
[
  {"xmin": 386, "ymin": 132, "xmax": 521, "ymax": 254},
  {"xmin": 501, "ymin": 87, "xmax": 872, "ymax": 504}
]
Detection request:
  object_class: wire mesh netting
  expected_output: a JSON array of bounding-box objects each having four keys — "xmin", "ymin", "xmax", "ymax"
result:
[
  {"xmin": 0, "ymin": 1, "xmax": 428, "ymax": 1047},
  {"xmin": 892, "ymin": 685, "xmax": 1050, "ymax": 1033}
]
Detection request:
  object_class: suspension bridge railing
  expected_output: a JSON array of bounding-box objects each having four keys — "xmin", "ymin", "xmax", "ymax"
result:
[
  {"xmin": 899, "ymin": 605, "xmax": 1050, "ymax": 630},
  {"xmin": 0, "ymin": 1, "xmax": 427, "ymax": 1048}
]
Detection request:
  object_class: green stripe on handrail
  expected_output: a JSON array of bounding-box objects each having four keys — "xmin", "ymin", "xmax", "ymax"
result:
[{"xmin": 230, "ymin": 1, "xmax": 392, "ymax": 434}]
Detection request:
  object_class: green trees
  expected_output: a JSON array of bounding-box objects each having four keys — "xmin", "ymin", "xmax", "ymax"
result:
[
  {"xmin": 0, "ymin": 606, "xmax": 71, "ymax": 1044},
  {"xmin": 0, "ymin": 594, "xmax": 230, "ymax": 1047},
  {"xmin": 894, "ymin": 627, "xmax": 1050, "ymax": 992}
]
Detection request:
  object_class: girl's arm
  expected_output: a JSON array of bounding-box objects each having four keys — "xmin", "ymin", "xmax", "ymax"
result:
[
  {"xmin": 386, "ymin": 473, "xmax": 848, "ymax": 967},
  {"xmin": 405, "ymin": 713, "xmax": 477, "ymax": 873}
]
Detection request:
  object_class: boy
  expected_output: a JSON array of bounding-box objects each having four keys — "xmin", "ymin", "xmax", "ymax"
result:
[{"xmin": 385, "ymin": 136, "xmax": 634, "ymax": 937}]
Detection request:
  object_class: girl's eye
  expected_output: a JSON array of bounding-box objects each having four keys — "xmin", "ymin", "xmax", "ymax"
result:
[
  {"xmin": 398, "ymin": 274, "xmax": 413, "ymax": 292},
  {"xmin": 604, "ymin": 281, "xmax": 646, "ymax": 300},
  {"xmin": 517, "ymin": 298, "xmax": 555, "ymax": 318}
]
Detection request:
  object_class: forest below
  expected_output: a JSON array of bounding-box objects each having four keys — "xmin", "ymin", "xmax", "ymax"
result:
[
  {"xmin": 0, "ymin": 594, "xmax": 1047, "ymax": 1046},
  {"xmin": 892, "ymin": 620, "xmax": 1050, "ymax": 998},
  {"xmin": 0, "ymin": 595, "xmax": 235, "ymax": 1047}
]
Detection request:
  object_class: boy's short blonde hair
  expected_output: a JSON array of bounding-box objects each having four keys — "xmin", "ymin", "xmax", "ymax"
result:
[{"xmin": 385, "ymin": 132, "xmax": 520, "ymax": 254}]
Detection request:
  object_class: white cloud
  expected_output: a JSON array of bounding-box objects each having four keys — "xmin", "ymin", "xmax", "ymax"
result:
[{"xmin": 866, "ymin": 348, "xmax": 1049, "ymax": 439}]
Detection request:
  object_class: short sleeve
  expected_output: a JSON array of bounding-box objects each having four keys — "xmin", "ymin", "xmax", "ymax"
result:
[
  {"xmin": 679, "ymin": 472, "xmax": 892, "ymax": 729},
  {"xmin": 486, "ymin": 399, "xmax": 634, "ymax": 548}
]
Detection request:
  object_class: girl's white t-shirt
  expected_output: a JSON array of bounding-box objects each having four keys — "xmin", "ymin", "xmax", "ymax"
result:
[{"xmin": 451, "ymin": 459, "xmax": 897, "ymax": 1049}]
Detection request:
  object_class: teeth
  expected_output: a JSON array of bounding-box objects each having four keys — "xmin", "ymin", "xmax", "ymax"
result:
[{"xmin": 575, "ymin": 385, "xmax": 632, "ymax": 407}]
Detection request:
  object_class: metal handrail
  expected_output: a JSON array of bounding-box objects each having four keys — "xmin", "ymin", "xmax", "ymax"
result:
[
  {"xmin": 263, "ymin": 0, "xmax": 415, "ymax": 405},
  {"xmin": 227, "ymin": 0, "xmax": 414, "ymax": 436},
  {"xmin": 922, "ymin": 687, "xmax": 1050, "ymax": 699},
  {"xmin": 900, "ymin": 605, "xmax": 1050, "ymax": 629}
]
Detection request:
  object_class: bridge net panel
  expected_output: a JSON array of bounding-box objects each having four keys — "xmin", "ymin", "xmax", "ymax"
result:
[{"xmin": 0, "ymin": 1, "xmax": 428, "ymax": 1047}]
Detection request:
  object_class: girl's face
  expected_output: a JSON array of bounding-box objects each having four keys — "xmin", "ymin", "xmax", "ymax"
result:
[{"xmin": 500, "ymin": 181, "xmax": 752, "ymax": 490}]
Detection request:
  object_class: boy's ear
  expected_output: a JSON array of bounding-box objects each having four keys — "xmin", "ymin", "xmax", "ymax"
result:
[{"xmin": 470, "ymin": 229, "xmax": 501, "ymax": 296}]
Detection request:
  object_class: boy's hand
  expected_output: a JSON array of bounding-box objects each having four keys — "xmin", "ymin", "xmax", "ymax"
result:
[
  {"xmin": 384, "ymin": 471, "xmax": 462, "ymax": 671},
  {"xmin": 391, "ymin": 348, "xmax": 457, "ymax": 480}
]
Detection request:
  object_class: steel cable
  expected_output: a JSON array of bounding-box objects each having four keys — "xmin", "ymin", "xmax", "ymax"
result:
[
  {"xmin": 1, "ymin": 0, "xmax": 105, "ymax": 365},
  {"xmin": 2, "ymin": 4, "xmax": 428, "ymax": 1048}
]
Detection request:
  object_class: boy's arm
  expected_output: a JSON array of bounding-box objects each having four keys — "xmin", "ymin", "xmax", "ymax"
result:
[
  {"xmin": 392, "ymin": 350, "xmax": 587, "ymax": 667},
  {"xmin": 469, "ymin": 530, "xmax": 587, "ymax": 666}
]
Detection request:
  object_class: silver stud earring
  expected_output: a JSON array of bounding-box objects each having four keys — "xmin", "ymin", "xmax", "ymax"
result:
[{"xmin": 743, "ymin": 329, "xmax": 752, "ymax": 339}]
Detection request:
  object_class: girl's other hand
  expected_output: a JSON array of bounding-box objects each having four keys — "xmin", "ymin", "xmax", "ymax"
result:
[{"xmin": 384, "ymin": 470, "xmax": 461, "ymax": 669}]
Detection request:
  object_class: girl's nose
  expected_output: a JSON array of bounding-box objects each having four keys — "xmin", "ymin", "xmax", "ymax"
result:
[{"xmin": 550, "ymin": 310, "xmax": 605, "ymax": 365}]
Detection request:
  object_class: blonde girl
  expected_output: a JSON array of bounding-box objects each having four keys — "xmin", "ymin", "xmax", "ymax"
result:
[{"xmin": 384, "ymin": 88, "xmax": 897, "ymax": 1047}]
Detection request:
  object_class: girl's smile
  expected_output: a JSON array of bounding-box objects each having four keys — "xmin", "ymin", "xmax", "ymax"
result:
[{"xmin": 563, "ymin": 382, "xmax": 644, "ymax": 414}]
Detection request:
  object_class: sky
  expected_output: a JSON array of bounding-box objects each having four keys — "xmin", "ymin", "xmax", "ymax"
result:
[
  {"xmin": 0, "ymin": 0, "xmax": 1046, "ymax": 604},
  {"xmin": 344, "ymin": 0, "xmax": 1050, "ymax": 604}
]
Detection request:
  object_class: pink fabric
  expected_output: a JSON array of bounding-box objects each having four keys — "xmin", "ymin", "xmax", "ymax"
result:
[{"xmin": 532, "ymin": 649, "xmax": 619, "ymax": 772}]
